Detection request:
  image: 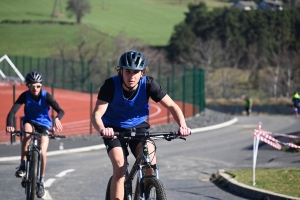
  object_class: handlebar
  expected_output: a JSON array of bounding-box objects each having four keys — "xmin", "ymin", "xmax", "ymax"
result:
[
  {"xmin": 12, "ymin": 130, "xmax": 66, "ymax": 139},
  {"xmin": 111, "ymin": 130, "xmax": 189, "ymax": 141}
]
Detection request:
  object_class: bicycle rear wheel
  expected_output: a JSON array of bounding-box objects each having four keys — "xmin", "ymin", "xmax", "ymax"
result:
[
  {"xmin": 145, "ymin": 177, "xmax": 167, "ymax": 200},
  {"xmin": 26, "ymin": 150, "xmax": 38, "ymax": 200}
]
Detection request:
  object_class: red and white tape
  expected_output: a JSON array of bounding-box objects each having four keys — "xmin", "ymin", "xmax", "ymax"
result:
[
  {"xmin": 254, "ymin": 123, "xmax": 300, "ymax": 149},
  {"xmin": 254, "ymin": 131, "xmax": 282, "ymax": 150},
  {"xmin": 258, "ymin": 129, "xmax": 300, "ymax": 139}
]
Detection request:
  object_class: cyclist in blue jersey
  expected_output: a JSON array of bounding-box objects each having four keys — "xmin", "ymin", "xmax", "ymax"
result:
[
  {"xmin": 6, "ymin": 71, "xmax": 64, "ymax": 198},
  {"xmin": 92, "ymin": 50, "xmax": 191, "ymax": 200}
]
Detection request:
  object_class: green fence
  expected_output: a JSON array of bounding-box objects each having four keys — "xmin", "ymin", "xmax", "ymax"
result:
[{"xmin": 1, "ymin": 55, "xmax": 205, "ymax": 113}]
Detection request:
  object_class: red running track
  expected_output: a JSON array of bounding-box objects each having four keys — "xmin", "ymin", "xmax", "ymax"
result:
[{"xmin": 0, "ymin": 84, "xmax": 194, "ymax": 143}]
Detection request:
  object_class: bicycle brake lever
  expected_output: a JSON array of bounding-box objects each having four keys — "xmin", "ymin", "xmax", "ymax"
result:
[
  {"xmin": 164, "ymin": 135, "xmax": 174, "ymax": 141},
  {"xmin": 12, "ymin": 132, "xmax": 21, "ymax": 137},
  {"xmin": 49, "ymin": 134, "xmax": 56, "ymax": 139},
  {"xmin": 179, "ymin": 137, "xmax": 186, "ymax": 141}
]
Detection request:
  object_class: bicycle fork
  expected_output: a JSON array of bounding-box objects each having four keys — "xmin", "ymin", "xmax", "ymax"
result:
[{"xmin": 137, "ymin": 141, "xmax": 160, "ymax": 200}]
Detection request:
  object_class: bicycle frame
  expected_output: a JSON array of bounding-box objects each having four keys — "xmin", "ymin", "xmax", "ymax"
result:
[
  {"xmin": 105, "ymin": 130, "xmax": 185, "ymax": 200},
  {"xmin": 124, "ymin": 138, "xmax": 158, "ymax": 200},
  {"xmin": 20, "ymin": 132, "xmax": 43, "ymax": 200},
  {"xmin": 22, "ymin": 135, "xmax": 42, "ymax": 188},
  {"xmin": 12, "ymin": 130, "xmax": 66, "ymax": 200}
]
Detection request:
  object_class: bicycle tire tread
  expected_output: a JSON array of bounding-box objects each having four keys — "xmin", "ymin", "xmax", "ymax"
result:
[
  {"xmin": 145, "ymin": 177, "xmax": 167, "ymax": 200},
  {"xmin": 27, "ymin": 150, "xmax": 38, "ymax": 200}
]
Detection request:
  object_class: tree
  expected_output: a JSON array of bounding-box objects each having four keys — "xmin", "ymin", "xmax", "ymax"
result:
[{"xmin": 66, "ymin": 0, "xmax": 91, "ymax": 24}]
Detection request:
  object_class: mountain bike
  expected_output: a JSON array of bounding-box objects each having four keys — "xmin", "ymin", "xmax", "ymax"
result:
[
  {"xmin": 12, "ymin": 130, "xmax": 66, "ymax": 200},
  {"xmin": 105, "ymin": 129, "xmax": 188, "ymax": 200}
]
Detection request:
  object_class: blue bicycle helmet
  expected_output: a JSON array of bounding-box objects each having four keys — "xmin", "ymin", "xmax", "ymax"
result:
[{"xmin": 119, "ymin": 50, "xmax": 147, "ymax": 70}]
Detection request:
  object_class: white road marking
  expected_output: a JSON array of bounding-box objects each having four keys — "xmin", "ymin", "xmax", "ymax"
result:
[
  {"xmin": 55, "ymin": 169, "xmax": 75, "ymax": 178},
  {"xmin": 44, "ymin": 178, "xmax": 56, "ymax": 188},
  {"xmin": 44, "ymin": 169, "xmax": 75, "ymax": 199},
  {"xmin": 43, "ymin": 190, "xmax": 53, "ymax": 200}
]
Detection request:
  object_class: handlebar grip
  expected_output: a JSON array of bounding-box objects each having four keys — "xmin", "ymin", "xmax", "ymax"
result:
[{"xmin": 50, "ymin": 134, "xmax": 66, "ymax": 139}]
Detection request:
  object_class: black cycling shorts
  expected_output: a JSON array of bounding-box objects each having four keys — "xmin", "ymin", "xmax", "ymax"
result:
[
  {"xmin": 23, "ymin": 120, "xmax": 50, "ymax": 135},
  {"xmin": 103, "ymin": 122, "xmax": 150, "ymax": 157}
]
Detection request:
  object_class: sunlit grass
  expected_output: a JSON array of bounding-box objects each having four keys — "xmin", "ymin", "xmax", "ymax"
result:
[
  {"xmin": 227, "ymin": 168, "xmax": 300, "ymax": 198},
  {"xmin": 0, "ymin": 0, "xmax": 232, "ymax": 57}
]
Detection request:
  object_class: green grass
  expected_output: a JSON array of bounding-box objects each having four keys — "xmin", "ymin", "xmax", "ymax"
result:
[
  {"xmin": 227, "ymin": 168, "xmax": 300, "ymax": 198},
  {"xmin": 0, "ymin": 24, "xmax": 80, "ymax": 57},
  {"xmin": 0, "ymin": 0, "xmax": 233, "ymax": 57}
]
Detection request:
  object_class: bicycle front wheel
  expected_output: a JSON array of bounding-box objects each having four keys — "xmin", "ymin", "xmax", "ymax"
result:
[
  {"xmin": 26, "ymin": 150, "xmax": 38, "ymax": 200},
  {"xmin": 105, "ymin": 176, "xmax": 132, "ymax": 200},
  {"xmin": 145, "ymin": 177, "xmax": 167, "ymax": 200}
]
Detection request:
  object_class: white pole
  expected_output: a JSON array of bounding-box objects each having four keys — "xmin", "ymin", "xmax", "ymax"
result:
[
  {"xmin": 0, "ymin": 70, "xmax": 6, "ymax": 79},
  {"xmin": 0, "ymin": 55, "xmax": 25, "ymax": 82},
  {"xmin": 253, "ymin": 122, "xmax": 261, "ymax": 186}
]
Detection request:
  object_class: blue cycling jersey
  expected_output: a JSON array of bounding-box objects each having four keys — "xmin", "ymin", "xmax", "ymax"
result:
[
  {"xmin": 102, "ymin": 75, "xmax": 149, "ymax": 128},
  {"xmin": 22, "ymin": 90, "xmax": 52, "ymax": 129}
]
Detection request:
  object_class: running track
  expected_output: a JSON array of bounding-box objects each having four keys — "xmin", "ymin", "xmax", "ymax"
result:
[{"xmin": 0, "ymin": 84, "xmax": 194, "ymax": 143}]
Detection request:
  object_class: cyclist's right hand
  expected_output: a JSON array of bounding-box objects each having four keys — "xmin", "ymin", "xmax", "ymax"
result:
[
  {"xmin": 100, "ymin": 127, "xmax": 114, "ymax": 138},
  {"xmin": 6, "ymin": 126, "xmax": 15, "ymax": 133}
]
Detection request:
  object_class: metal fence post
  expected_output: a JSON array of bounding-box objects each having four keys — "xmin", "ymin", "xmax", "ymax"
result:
[
  {"xmin": 53, "ymin": 59, "xmax": 57, "ymax": 84},
  {"xmin": 199, "ymin": 69, "xmax": 205, "ymax": 112},
  {"xmin": 90, "ymin": 82, "xmax": 94, "ymax": 134},
  {"xmin": 45, "ymin": 58, "xmax": 48, "ymax": 86},
  {"xmin": 51, "ymin": 84, "xmax": 55, "ymax": 134},
  {"xmin": 11, "ymin": 85, "xmax": 16, "ymax": 144},
  {"xmin": 193, "ymin": 66, "xmax": 196, "ymax": 115},
  {"xmin": 62, "ymin": 60, "xmax": 65, "ymax": 89}
]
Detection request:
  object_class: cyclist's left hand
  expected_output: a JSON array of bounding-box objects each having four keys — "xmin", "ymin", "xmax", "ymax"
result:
[
  {"xmin": 53, "ymin": 118, "xmax": 63, "ymax": 132},
  {"xmin": 179, "ymin": 126, "xmax": 191, "ymax": 137}
]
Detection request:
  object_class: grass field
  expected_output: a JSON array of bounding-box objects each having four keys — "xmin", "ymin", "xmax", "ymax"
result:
[
  {"xmin": 0, "ymin": 0, "xmax": 232, "ymax": 58},
  {"xmin": 227, "ymin": 168, "xmax": 300, "ymax": 198}
]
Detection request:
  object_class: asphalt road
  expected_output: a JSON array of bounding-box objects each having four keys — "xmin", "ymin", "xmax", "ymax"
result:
[{"xmin": 1, "ymin": 116, "xmax": 300, "ymax": 200}]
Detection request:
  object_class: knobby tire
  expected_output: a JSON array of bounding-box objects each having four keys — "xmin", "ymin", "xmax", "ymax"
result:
[
  {"xmin": 145, "ymin": 177, "xmax": 167, "ymax": 200},
  {"xmin": 26, "ymin": 150, "xmax": 38, "ymax": 200}
]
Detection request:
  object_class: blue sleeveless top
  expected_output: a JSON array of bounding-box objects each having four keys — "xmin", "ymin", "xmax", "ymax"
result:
[
  {"xmin": 22, "ymin": 90, "xmax": 52, "ymax": 129},
  {"xmin": 102, "ymin": 75, "xmax": 149, "ymax": 128}
]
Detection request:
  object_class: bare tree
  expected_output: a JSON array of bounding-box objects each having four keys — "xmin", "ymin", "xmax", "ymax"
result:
[
  {"xmin": 66, "ymin": 0, "xmax": 91, "ymax": 24},
  {"xmin": 278, "ymin": 48, "xmax": 300, "ymax": 98}
]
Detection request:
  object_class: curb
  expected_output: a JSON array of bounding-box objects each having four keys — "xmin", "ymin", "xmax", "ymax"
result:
[
  {"xmin": 0, "ymin": 117, "xmax": 239, "ymax": 162},
  {"xmin": 212, "ymin": 169, "xmax": 300, "ymax": 200},
  {"xmin": 191, "ymin": 117, "xmax": 238, "ymax": 133}
]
